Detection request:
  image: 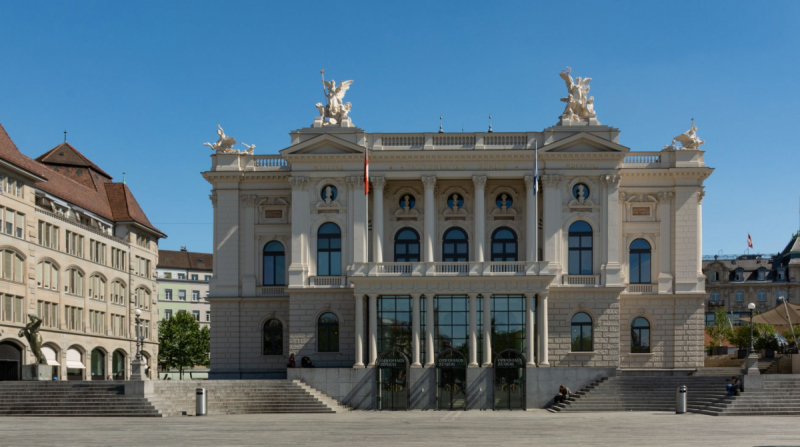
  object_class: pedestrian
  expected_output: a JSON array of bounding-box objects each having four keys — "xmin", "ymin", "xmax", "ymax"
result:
[
  {"xmin": 287, "ymin": 353, "xmax": 296, "ymax": 368},
  {"xmin": 726, "ymin": 377, "xmax": 741, "ymax": 396},
  {"xmin": 554, "ymin": 385, "xmax": 572, "ymax": 404}
]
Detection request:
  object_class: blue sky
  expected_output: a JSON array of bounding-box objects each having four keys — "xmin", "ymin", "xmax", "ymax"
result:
[{"xmin": 1, "ymin": 1, "xmax": 798, "ymax": 256}]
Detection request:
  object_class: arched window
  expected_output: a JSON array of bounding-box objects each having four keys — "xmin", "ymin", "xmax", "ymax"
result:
[
  {"xmin": 394, "ymin": 228, "xmax": 420, "ymax": 262},
  {"xmin": 112, "ymin": 350, "xmax": 126, "ymax": 380},
  {"xmin": 317, "ymin": 312, "xmax": 339, "ymax": 352},
  {"xmin": 66, "ymin": 268, "xmax": 84, "ymax": 296},
  {"xmin": 631, "ymin": 317, "xmax": 651, "ymax": 353},
  {"xmin": 317, "ymin": 223, "xmax": 341, "ymax": 277},
  {"xmin": 568, "ymin": 221, "xmax": 593, "ymax": 275},
  {"xmin": 263, "ymin": 319, "xmax": 283, "ymax": 355},
  {"xmin": 442, "ymin": 227, "xmax": 468, "ymax": 262},
  {"xmin": 263, "ymin": 241, "xmax": 286, "ymax": 286},
  {"xmin": 135, "ymin": 288, "xmax": 151, "ymax": 310},
  {"xmin": 110, "ymin": 281, "xmax": 126, "ymax": 305},
  {"xmin": 90, "ymin": 349, "xmax": 106, "ymax": 380},
  {"xmin": 491, "ymin": 227, "xmax": 518, "ymax": 261},
  {"xmin": 36, "ymin": 261, "xmax": 59, "ymax": 290},
  {"xmin": 89, "ymin": 275, "xmax": 106, "ymax": 301},
  {"xmin": 571, "ymin": 312, "xmax": 593, "ymax": 352},
  {"xmin": 629, "ymin": 239, "xmax": 651, "ymax": 284},
  {"xmin": 1, "ymin": 249, "xmax": 24, "ymax": 283}
]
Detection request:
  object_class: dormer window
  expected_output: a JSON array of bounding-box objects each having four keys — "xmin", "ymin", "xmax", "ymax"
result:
[
  {"xmin": 711, "ymin": 272, "xmax": 718, "ymax": 282},
  {"xmin": 734, "ymin": 268, "xmax": 744, "ymax": 282},
  {"xmin": 778, "ymin": 269, "xmax": 786, "ymax": 281},
  {"xmin": 757, "ymin": 268, "xmax": 766, "ymax": 281}
]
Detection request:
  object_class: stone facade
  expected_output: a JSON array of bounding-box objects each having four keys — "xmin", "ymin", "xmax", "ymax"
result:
[
  {"xmin": 202, "ymin": 80, "xmax": 712, "ymax": 408},
  {"xmin": 0, "ymin": 126, "xmax": 164, "ymax": 381},
  {"xmin": 156, "ymin": 248, "xmax": 212, "ymax": 328}
]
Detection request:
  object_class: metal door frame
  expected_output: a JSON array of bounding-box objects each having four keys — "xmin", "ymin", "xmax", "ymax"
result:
[
  {"xmin": 435, "ymin": 348, "xmax": 468, "ymax": 411},
  {"xmin": 492, "ymin": 348, "xmax": 526, "ymax": 411},
  {"xmin": 375, "ymin": 349, "xmax": 410, "ymax": 411}
]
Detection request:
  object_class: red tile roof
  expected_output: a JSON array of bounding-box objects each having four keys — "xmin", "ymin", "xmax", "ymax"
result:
[
  {"xmin": 158, "ymin": 249, "xmax": 213, "ymax": 271},
  {"xmin": 0, "ymin": 122, "xmax": 164, "ymax": 238}
]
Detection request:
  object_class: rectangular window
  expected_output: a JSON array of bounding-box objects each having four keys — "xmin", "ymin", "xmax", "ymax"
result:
[
  {"xmin": 66, "ymin": 231, "xmax": 84, "ymax": 257},
  {"xmin": 205, "ymin": 275, "xmax": 211, "ymax": 281},
  {"xmin": 65, "ymin": 306, "xmax": 83, "ymax": 331},
  {"xmin": 142, "ymin": 320, "xmax": 150, "ymax": 340},
  {"xmin": 192, "ymin": 310, "xmax": 200, "ymax": 321},
  {"xmin": 705, "ymin": 312, "xmax": 715, "ymax": 327},
  {"xmin": 434, "ymin": 295, "xmax": 471, "ymax": 361},
  {"xmin": 164, "ymin": 309, "xmax": 173, "ymax": 319},
  {"xmin": 90, "ymin": 240, "xmax": 106, "ymax": 264},
  {"xmin": 15, "ymin": 213, "xmax": 24, "ymax": 239},
  {"xmin": 178, "ymin": 273, "xmax": 186, "ymax": 280},
  {"xmin": 111, "ymin": 248, "xmax": 127, "ymax": 271},
  {"xmin": 192, "ymin": 290, "xmax": 200, "ymax": 301},
  {"xmin": 178, "ymin": 290, "xmax": 186, "ymax": 301},
  {"xmin": 491, "ymin": 295, "xmax": 527, "ymax": 354},
  {"xmin": 165, "ymin": 289, "xmax": 173, "ymax": 300},
  {"xmin": 758, "ymin": 290, "xmax": 767, "ymax": 301},
  {"xmin": 735, "ymin": 291, "xmax": 744, "ymax": 302},
  {"xmin": 206, "ymin": 311, "xmax": 211, "ymax": 322},
  {"xmin": 90, "ymin": 310, "xmax": 105, "ymax": 334},
  {"xmin": 711, "ymin": 291, "xmax": 720, "ymax": 302},
  {"xmin": 191, "ymin": 274, "xmax": 198, "ymax": 281},
  {"xmin": 38, "ymin": 221, "xmax": 59, "ymax": 249},
  {"xmin": 377, "ymin": 295, "xmax": 412, "ymax": 357}
]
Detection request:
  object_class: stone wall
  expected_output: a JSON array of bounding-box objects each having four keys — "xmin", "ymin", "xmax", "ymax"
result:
[
  {"xmin": 547, "ymin": 290, "xmax": 620, "ymax": 367},
  {"xmin": 619, "ymin": 295, "xmax": 705, "ymax": 369},
  {"xmin": 288, "ymin": 291, "xmax": 355, "ymax": 368}
]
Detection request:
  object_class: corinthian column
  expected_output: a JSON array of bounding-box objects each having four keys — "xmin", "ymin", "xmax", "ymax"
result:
[
  {"xmin": 524, "ymin": 175, "xmax": 536, "ymax": 262},
  {"xmin": 473, "ymin": 175, "xmax": 487, "ymax": 262},
  {"xmin": 422, "ymin": 176, "xmax": 437, "ymax": 263},
  {"xmin": 354, "ymin": 294, "xmax": 365, "ymax": 368},
  {"xmin": 371, "ymin": 176, "xmax": 386, "ymax": 263}
]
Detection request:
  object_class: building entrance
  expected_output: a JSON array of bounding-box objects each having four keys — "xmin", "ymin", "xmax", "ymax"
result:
[
  {"xmin": 436, "ymin": 348, "xmax": 467, "ymax": 410},
  {"xmin": 493, "ymin": 349, "xmax": 526, "ymax": 410},
  {"xmin": 0, "ymin": 342, "xmax": 22, "ymax": 381},
  {"xmin": 376, "ymin": 350, "xmax": 409, "ymax": 411}
]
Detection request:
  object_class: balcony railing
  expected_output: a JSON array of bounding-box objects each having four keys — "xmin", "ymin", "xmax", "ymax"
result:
[
  {"xmin": 251, "ymin": 155, "xmax": 290, "ymax": 171},
  {"xmin": 621, "ymin": 152, "xmax": 662, "ymax": 168},
  {"xmin": 309, "ymin": 276, "xmax": 347, "ymax": 287},
  {"xmin": 258, "ymin": 286, "xmax": 287, "ymax": 296},
  {"xmin": 625, "ymin": 284, "xmax": 655, "ymax": 294},
  {"xmin": 562, "ymin": 275, "xmax": 599, "ymax": 286},
  {"xmin": 369, "ymin": 132, "xmax": 537, "ymax": 151},
  {"xmin": 354, "ymin": 261, "xmax": 551, "ymax": 277},
  {"xmin": 707, "ymin": 299, "xmax": 725, "ymax": 307}
]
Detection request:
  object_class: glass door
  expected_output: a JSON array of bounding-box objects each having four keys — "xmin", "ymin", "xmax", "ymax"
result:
[
  {"xmin": 493, "ymin": 349, "xmax": 526, "ymax": 410},
  {"xmin": 436, "ymin": 348, "xmax": 468, "ymax": 410},
  {"xmin": 376, "ymin": 350, "xmax": 409, "ymax": 411}
]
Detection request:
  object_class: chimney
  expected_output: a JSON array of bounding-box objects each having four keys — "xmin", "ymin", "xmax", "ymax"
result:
[{"xmin": 180, "ymin": 245, "xmax": 187, "ymax": 252}]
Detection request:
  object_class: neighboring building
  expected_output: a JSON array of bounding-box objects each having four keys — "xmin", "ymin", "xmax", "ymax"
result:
[
  {"xmin": 156, "ymin": 247, "xmax": 213, "ymax": 328},
  {"xmin": 0, "ymin": 123, "xmax": 165, "ymax": 381},
  {"xmin": 703, "ymin": 232, "xmax": 800, "ymax": 327},
  {"xmin": 202, "ymin": 72, "xmax": 712, "ymax": 409}
]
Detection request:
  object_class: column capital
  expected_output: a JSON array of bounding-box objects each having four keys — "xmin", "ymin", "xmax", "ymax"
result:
[
  {"xmin": 409, "ymin": 292, "xmax": 422, "ymax": 299},
  {"xmin": 346, "ymin": 175, "xmax": 366, "ymax": 189},
  {"xmin": 288, "ymin": 176, "xmax": 309, "ymax": 190},
  {"xmin": 421, "ymin": 175, "xmax": 437, "ymax": 191},
  {"xmin": 524, "ymin": 175, "xmax": 535, "ymax": 189},
  {"xmin": 658, "ymin": 191, "xmax": 674, "ymax": 202},
  {"xmin": 208, "ymin": 192, "xmax": 217, "ymax": 209},
  {"xmin": 467, "ymin": 292, "xmax": 481, "ymax": 299},
  {"xmin": 541, "ymin": 174, "xmax": 563, "ymax": 189},
  {"xmin": 370, "ymin": 176, "xmax": 387, "ymax": 192},
  {"xmin": 697, "ymin": 189, "xmax": 706, "ymax": 204},
  {"xmin": 472, "ymin": 175, "xmax": 487, "ymax": 190},
  {"xmin": 239, "ymin": 194, "xmax": 258, "ymax": 207}
]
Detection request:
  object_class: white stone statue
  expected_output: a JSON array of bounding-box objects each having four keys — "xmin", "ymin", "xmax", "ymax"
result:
[
  {"xmin": 558, "ymin": 67, "xmax": 600, "ymax": 125},
  {"xmin": 241, "ymin": 143, "xmax": 255, "ymax": 155},
  {"xmin": 666, "ymin": 119, "xmax": 705, "ymax": 150},
  {"xmin": 204, "ymin": 124, "xmax": 239, "ymax": 154},
  {"xmin": 315, "ymin": 70, "xmax": 353, "ymax": 126}
]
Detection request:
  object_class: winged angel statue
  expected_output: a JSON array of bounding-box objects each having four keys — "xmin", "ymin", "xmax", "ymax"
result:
[
  {"xmin": 665, "ymin": 119, "xmax": 705, "ymax": 150},
  {"xmin": 315, "ymin": 70, "xmax": 353, "ymax": 125},
  {"xmin": 204, "ymin": 124, "xmax": 238, "ymax": 154},
  {"xmin": 558, "ymin": 67, "xmax": 599, "ymax": 124}
]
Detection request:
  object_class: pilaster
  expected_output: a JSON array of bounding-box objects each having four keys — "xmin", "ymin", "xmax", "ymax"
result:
[
  {"xmin": 422, "ymin": 176, "xmax": 437, "ymax": 263},
  {"xmin": 288, "ymin": 176, "xmax": 309, "ymax": 287},
  {"xmin": 371, "ymin": 176, "xmax": 386, "ymax": 263},
  {"xmin": 602, "ymin": 175, "xmax": 622, "ymax": 286},
  {"xmin": 472, "ymin": 175, "xmax": 487, "ymax": 262},
  {"xmin": 658, "ymin": 191, "xmax": 674, "ymax": 293},
  {"xmin": 541, "ymin": 175, "xmax": 563, "ymax": 275},
  {"xmin": 240, "ymin": 194, "xmax": 258, "ymax": 297}
]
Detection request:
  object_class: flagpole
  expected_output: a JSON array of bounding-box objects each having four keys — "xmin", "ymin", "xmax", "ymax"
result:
[
  {"xmin": 365, "ymin": 148, "xmax": 370, "ymax": 265},
  {"xmin": 533, "ymin": 140, "xmax": 539, "ymax": 262}
]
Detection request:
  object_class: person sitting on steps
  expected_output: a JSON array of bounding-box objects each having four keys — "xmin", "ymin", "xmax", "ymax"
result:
[
  {"xmin": 554, "ymin": 385, "xmax": 572, "ymax": 404},
  {"xmin": 726, "ymin": 376, "xmax": 741, "ymax": 396},
  {"xmin": 287, "ymin": 353, "xmax": 296, "ymax": 368},
  {"xmin": 301, "ymin": 356, "xmax": 315, "ymax": 368}
]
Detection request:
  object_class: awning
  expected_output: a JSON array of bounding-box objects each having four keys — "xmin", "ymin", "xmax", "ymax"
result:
[
  {"xmin": 42, "ymin": 346, "xmax": 60, "ymax": 366},
  {"xmin": 737, "ymin": 302, "xmax": 800, "ymax": 326},
  {"xmin": 66, "ymin": 348, "xmax": 85, "ymax": 369}
]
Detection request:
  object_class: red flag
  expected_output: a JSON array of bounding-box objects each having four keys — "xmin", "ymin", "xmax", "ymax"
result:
[
  {"xmin": 747, "ymin": 234, "xmax": 753, "ymax": 249},
  {"xmin": 364, "ymin": 149, "xmax": 369, "ymax": 195}
]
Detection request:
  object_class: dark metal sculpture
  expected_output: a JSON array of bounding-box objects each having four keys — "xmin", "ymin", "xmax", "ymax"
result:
[{"xmin": 18, "ymin": 314, "xmax": 46, "ymax": 364}]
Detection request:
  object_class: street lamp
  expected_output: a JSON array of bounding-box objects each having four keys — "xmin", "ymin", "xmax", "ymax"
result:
[
  {"xmin": 747, "ymin": 302, "xmax": 756, "ymax": 355},
  {"xmin": 134, "ymin": 308, "xmax": 142, "ymax": 362}
]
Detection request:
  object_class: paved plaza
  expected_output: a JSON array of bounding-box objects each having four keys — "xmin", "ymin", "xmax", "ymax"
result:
[{"xmin": 1, "ymin": 411, "xmax": 799, "ymax": 447}]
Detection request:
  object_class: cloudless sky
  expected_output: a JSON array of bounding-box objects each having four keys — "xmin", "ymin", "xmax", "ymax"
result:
[{"xmin": 1, "ymin": 1, "xmax": 798, "ymax": 256}]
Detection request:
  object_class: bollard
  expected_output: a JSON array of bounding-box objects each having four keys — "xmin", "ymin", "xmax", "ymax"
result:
[
  {"xmin": 196, "ymin": 388, "xmax": 207, "ymax": 416},
  {"xmin": 675, "ymin": 385, "xmax": 687, "ymax": 414}
]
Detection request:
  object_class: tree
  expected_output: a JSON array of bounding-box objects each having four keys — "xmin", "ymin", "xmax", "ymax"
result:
[
  {"xmin": 705, "ymin": 308, "xmax": 731, "ymax": 353},
  {"xmin": 782, "ymin": 326, "xmax": 800, "ymax": 348},
  {"xmin": 158, "ymin": 311, "xmax": 210, "ymax": 379},
  {"xmin": 728, "ymin": 324, "xmax": 752, "ymax": 351}
]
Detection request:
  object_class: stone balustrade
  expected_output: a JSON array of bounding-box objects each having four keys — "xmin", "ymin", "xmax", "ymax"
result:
[{"xmin": 353, "ymin": 261, "xmax": 550, "ymax": 277}]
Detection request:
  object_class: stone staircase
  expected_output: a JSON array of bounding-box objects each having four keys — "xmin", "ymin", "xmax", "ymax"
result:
[
  {"xmin": 145, "ymin": 380, "xmax": 343, "ymax": 416},
  {"xmin": 549, "ymin": 375, "xmax": 732, "ymax": 413},
  {"xmin": 0, "ymin": 382, "xmax": 161, "ymax": 417},
  {"xmin": 692, "ymin": 376, "xmax": 800, "ymax": 416}
]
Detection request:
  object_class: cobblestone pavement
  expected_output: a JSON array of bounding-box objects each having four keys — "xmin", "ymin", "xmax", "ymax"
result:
[{"xmin": 1, "ymin": 411, "xmax": 799, "ymax": 447}]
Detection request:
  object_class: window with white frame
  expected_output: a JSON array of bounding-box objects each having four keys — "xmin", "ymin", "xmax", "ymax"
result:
[
  {"xmin": 0, "ymin": 174, "xmax": 23, "ymax": 197},
  {"xmin": 192, "ymin": 290, "xmax": 199, "ymax": 301},
  {"xmin": 177, "ymin": 273, "xmax": 186, "ymax": 280},
  {"xmin": 135, "ymin": 288, "xmax": 150, "ymax": 310},
  {"xmin": 164, "ymin": 309, "xmax": 173, "ymax": 319},
  {"xmin": 65, "ymin": 231, "xmax": 84, "ymax": 258},
  {"xmin": 90, "ymin": 240, "xmax": 106, "ymax": 265},
  {"xmin": 111, "ymin": 281, "xmax": 126, "ymax": 305},
  {"xmin": 111, "ymin": 248, "xmax": 126, "ymax": 271},
  {"xmin": 206, "ymin": 311, "xmax": 210, "ymax": 322},
  {"xmin": 191, "ymin": 274, "xmax": 198, "ymax": 281},
  {"xmin": 178, "ymin": 290, "xmax": 186, "ymax": 301},
  {"xmin": 89, "ymin": 310, "xmax": 105, "ymax": 334},
  {"xmin": 65, "ymin": 305, "xmax": 83, "ymax": 331},
  {"xmin": 205, "ymin": 275, "xmax": 211, "ymax": 281},
  {"xmin": 38, "ymin": 221, "xmax": 59, "ymax": 249},
  {"xmin": 66, "ymin": 269, "xmax": 84, "ymax": 296},
  {"xmin": 165, "ymin": 289, "xmax": 173, "ymax": 300},
  {"xmin": 1, "ymin": 249, "xmax": 24, "ymax": 283},
  {"xmin": 111, "ymin": 314, "xmax": 126, "ymax": 337},
  {"xmin": 0, "ymin": 206, "xmax": 25, "ymax": 239},
  {"xmin": 36, "ymin": 260, "xmax": 59, "ymax": 290},
  {"xmin": 36, "ymin": 301, "xmax": 59, "ymax": 328},
  {"xmin": 192, "ymin": 310, "xmax": 200, "ymax": 321},
  {"xmin": 89, "ymin": 275, "xmax": 106, "ymax": 301}
]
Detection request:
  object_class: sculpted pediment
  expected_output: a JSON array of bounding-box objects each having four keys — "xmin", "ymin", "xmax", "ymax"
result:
[
  {"xmin": 280, "ymin": 134, "xmax": 365, "ymax": 156},
  {"xmin": 540, "ymin": 132, "xmax": 629, "ymax": 154}
]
